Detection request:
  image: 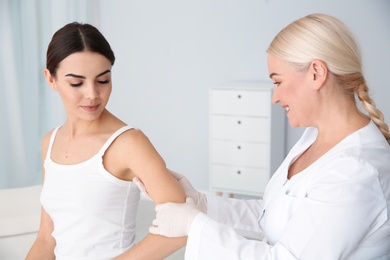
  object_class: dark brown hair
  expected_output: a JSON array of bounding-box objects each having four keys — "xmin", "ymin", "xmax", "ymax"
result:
[{"xmin": 46, "ymin": 22, "xmax": 115, "ymax": 77}]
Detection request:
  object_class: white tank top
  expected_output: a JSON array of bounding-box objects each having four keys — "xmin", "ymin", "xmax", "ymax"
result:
[{"xmin": 41, "ymin": 125, "xmax": 141, "ymax": 260}]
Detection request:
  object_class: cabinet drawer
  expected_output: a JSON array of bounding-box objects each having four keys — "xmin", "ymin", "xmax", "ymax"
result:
[
  {"xmin": 210, "ymin": 165, "xmax": 269, "ymax": 194},
  {"xmin": 212, "ymin": 115, "xmax": 269, "ymax": 142},
  {"xmin": 211, "ymin": 89, "xmax": 270, "ymax": 116},
  {"xmin": 211, "ymin": 140, "xmax": 268, "ymax": 168}
]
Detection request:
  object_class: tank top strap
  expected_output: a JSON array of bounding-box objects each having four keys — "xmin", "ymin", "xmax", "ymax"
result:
[
  {"xmin": 97, "ymin": 125, "xmax": 135, "ymax": 156},
  {"xmin": 46, "ymin": 126, "xmax": 61, "ymax": 161}
]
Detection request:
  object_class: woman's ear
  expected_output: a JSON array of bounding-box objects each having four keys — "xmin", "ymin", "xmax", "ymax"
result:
[
  {"xmin": 44, "ymin": 69, "xmax": 57, "ymax": 91},
  {"xmin": 310, "ymin": 59, "xmax": 328, "ymax": 90}
]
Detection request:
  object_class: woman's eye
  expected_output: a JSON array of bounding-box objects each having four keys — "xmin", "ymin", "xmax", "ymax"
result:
[
  {"xmin": 97, "ymin": 80, "xmax": 110, "ymax": 84},
  {"xmin": 273, "ymin": 82, "xmax": 281, "ymax": 86},
  {"xmin": 70, "ymin": 82, "xmax": 82, "ymax": 87}
]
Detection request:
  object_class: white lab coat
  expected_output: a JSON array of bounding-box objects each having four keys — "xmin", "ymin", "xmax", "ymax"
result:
[{"xmin": 185, "ymin": 121, "xmax": 390, "ymax": 259}]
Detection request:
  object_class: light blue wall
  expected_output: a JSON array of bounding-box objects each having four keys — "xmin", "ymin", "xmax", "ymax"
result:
[{"xmin": 98, "ymin": 0, "xmax": 390, "ymax": 190}]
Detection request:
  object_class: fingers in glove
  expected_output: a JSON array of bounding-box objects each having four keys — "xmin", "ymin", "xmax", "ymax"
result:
[
  {"xmin": 149, "ymin": 225, "xmax": 161, "ymax": 235},
  {"xmin": 132, "ymin": 177, "xmax": 145, "ymax": 191},
  {"xmin": 149, "ymin": 198, "xmax": 199, "ymax": 237},
  {"xmin": 132, "ymin": 177, "xmax": 152, "ymax": 200},
  {"xmin": 168, "ymin": 169, "xmax": 183, "ymax": 181}
]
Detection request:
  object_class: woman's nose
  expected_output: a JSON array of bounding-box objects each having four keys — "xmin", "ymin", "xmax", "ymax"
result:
[
  {"xmin": 271, "ymin": 88, "xmax": 279, "ymax": 104},
  {"xmin": 85, "ymin": 84, "xmax": 99, "ymax": 99}
]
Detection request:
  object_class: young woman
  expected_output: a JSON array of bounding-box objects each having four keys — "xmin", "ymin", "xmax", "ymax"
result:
[
  {"xmin": 26, "ymin": 22, "xmax": 186, "ymax": 260},
  {"xmin": 142, "ymin": 13, "xmax": 390, "ymax": 259}
]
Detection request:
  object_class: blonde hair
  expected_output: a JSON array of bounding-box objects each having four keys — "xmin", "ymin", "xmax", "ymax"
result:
[{"xmin": 268, "ymin": 13, "xmax": 390, "ymax": 144}]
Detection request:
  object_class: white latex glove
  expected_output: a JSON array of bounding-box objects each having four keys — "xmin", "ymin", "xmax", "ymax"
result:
[
  {"xmin": 132, "ymin": 176, "xmax": 152, "ymax": 201},
  {"xmin": 149, "ymin": 197, "xmax": 200, "ymax": 237},
  {"xmin": 133, "ymin": 169, "xmax": 207, "ymax": 213}
]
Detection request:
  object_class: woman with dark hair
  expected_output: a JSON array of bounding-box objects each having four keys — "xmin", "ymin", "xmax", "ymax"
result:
[{"xmin": 26, "ymin": 22, "xmax": 186, "ymax": 260}]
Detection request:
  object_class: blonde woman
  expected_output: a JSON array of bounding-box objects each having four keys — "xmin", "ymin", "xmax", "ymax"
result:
[{"xmin": 140, "ymin": 13, "xmax": 390, "ymax": 259}]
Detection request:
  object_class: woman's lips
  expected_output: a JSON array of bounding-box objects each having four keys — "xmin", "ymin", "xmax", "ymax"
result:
[
  {"xmin": 282, "ymin": 105, "xmax": 290, "ymax": 113},
  {"xmin": 81, "ymin": 104, "xmax": 100, "ymax": 112}
]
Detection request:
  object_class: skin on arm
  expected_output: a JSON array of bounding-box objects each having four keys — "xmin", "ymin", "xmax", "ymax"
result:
[
  {"xmin": 26, "ymin": 132, "xmax": 56, "ymax": 260},
  {"xmin": 26, "ymin": 208, "xmax": 56, "ymax": 260},
  {"xmin": 110, "ymin": 129, "xmax": 187, "ymax": 260}
]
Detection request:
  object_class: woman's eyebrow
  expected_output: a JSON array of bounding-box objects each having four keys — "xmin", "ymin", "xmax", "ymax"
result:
[
  {"xmin": 65, "ymin": 73, "xmax": 85, "ymax": 79},
  {"xmin": 96, "ymin": 70, "xmax": 111, "ymax": 78},
  {"xmin": 269, "ymin": 72, "xmax": 280, "ymax": 79},
  {"xmin": 64, "ymin": 70, "xmax": 111, "ymax": 79}
]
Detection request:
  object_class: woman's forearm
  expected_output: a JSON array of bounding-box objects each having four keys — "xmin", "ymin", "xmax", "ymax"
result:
[
  {"xmin": 26, "ymin": 238, "xmax": 55, "ymax": 260},
  {"xmin": 114, "ymin": 234, "xmax": 187, "ymax": 260}
]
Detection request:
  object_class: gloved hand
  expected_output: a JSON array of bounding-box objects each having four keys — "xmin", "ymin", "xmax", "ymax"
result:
[
  {"xmin": 133, "ymin": 169, "xmax": 208, "ymax": 213},
  {"xmin": 149, "ymin": 197, "xmax": 200, "ymax": 237},
  {"xmin": 132, "ymin": 176, "xmax": 152, "ymax": 201}
]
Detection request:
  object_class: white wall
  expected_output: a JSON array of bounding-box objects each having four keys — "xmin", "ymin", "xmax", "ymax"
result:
[{"xmin": 97, "ymin": 0, "xmax": 390, "ymax": 191}]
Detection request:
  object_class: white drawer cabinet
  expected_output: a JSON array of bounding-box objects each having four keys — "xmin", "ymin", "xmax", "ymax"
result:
[{"xmin": 209, "ymin": 85, "xmax": 285, "ymax": 197}]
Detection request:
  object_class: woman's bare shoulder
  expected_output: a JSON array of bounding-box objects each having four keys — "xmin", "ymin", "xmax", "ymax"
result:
[
  {"xmin": 114, "ymin": 128, "xmax": 152, "ymax": 148},
  {"xmin": 40, "ymin": 128, "xmax": 57, "ymax": 161},
  {"xmin": 41, "ymin": 128, "xmax": 56, "ymax": 147}
]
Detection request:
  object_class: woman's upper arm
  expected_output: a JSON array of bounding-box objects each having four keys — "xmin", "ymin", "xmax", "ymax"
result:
[
  {"xmin": 38, "ymin": 131, "xmax": 56, "ymax": 241},
  {"xmin": 36, "ymin": 207, "xmax": 55, "ymax": 242},
  {"xmin": 26, "ymin": 132, "xmax": 56, "ymax": 259},
  {"xmin": 124, "ymin": 130, "xmax": 186, "ymax": 204}
]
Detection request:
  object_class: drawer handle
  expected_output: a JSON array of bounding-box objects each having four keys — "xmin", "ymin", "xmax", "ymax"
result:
[
  {"xmin": 237, "ymin": 145, "xmax": 241, "ymax": 150},
  {"xmin": 237, "ymin": 120, "xmax": 241, "ymax": 124},
  {"xmin": 237, "ymin": 170, "xmax": 241, "ymax": 175},
  {"xmin": 237, "ymin": 94, "xmax": 241, "ymax": 99}
]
